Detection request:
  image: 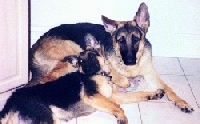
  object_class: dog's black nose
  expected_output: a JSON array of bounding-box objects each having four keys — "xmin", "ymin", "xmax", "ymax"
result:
[
  {"xmin": 127, "ymin": 58, "xmax": 133, "ymax": 63},
  {"xmin": 125, "ymin": 58, "xmax": 136, "ymax": 65}
]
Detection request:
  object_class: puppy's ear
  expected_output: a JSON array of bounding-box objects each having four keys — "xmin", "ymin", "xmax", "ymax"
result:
[
  {"xmin": 61, "ymin": 55, "xmax": 78, "ymax": 67},
  {"xmin": 84, "ymin": 33, "xmax": 100, "ymax": 50},
  {"xmin": 101, "ymin": 15, "xmax": 118, "ymax": 33},
  {"xmin": 134, "ymin": 2, "xmax": 150, "ymax": 33}
]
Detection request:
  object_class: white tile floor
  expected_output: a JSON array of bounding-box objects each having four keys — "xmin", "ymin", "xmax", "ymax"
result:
[{"xmin": 0, "ymin": 57, "xmax": 200, "ymax": 124}]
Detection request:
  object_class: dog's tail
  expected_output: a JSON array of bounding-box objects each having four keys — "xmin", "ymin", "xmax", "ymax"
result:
[
  {"xmin": 0, "ymin": 103, "xmax": 10, "ymax": 123},
  {"xmin": 0, "ymin": 94, "xmax": 21, "ymax": 124},
  {"xmin": 0, "ymin": 94, "xmax": 16, "ymax": 120}
]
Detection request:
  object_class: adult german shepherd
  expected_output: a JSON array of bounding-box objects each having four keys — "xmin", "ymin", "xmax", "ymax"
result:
[
  {"xmin": 29, "ymin": 2, "xmax": 193, "ymax": 113},
  {"xmin": 101, "ymin": 3, "xmax": 193, "ymax": 112}
]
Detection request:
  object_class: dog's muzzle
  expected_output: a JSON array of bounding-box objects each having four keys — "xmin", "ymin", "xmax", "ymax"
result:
[{"xmin": 99, "ymin": 71, "xmax": 112, "ymax": 81}]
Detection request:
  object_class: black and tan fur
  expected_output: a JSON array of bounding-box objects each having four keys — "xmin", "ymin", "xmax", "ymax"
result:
[
  {"xmin": 28, "ymin": 2, "xmax": 193, "ymax": 113},
  {"xmin": 0, "ymin": 49, "xmax": 128, "ymax": 124},
  {"xmin": 29, "ymin": 25, "xmax": 130, "ymax": 88}
]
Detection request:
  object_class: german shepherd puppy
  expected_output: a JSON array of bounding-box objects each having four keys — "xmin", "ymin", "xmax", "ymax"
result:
[
  {"xmin": 0, "ymin": 49, "xmax": 128, "ymax": 124},
  {"xmin": 101, "ymin": 3, "xmax": 193, "ymax": 112}
]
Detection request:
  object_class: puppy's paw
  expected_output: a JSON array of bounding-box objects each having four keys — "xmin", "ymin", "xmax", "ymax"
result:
[
  {"xmin": 147, "ymin": 89, "xmax": 165, "ymax": 100},
  {"xmin": 175, "ymin": 100, "xmax": 194, "ymax": 113}
]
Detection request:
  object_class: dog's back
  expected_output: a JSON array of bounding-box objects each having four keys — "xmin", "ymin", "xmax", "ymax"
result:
[
  {"xmin": 0, "ymin": 70, "xmax": 100, "ymax": 123},
  {"xmin": 32, "ymin": 23, "xmax": 112, "ymax": 53},
  {"xmin": 29, "ymin": 23, "xmax": 114, "ymax": 86}
]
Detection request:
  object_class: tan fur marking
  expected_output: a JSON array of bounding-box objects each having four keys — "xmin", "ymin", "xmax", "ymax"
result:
[
  {"xmin": 91, "ymin": 75, "xmax": 113, "ymax": 98},
  {"xmin": 83, "ymin": 93, "xmax": 128, "ymax": 124},
  {"xmin": 1, "ymin": 112, "xmax": 28, "ymax": 124},
  {"xmin": 41, "ymin": 61, "xmax": 78, "ymax": 83},
  {"xmin": 109, "ymin": 65, "xmax": 130, "ymax": 88},
  {"xmin": 52, "ymin": 114, "xmax": 61, "ymax": 124},
  {"xmin": 37, "ymin": 37, "xmax": 83, "ymax": 60},
  {"xmin": 32, "ymin": 37, "xmax": 83, "ymax": 83},
  {"xmin": 50, "ymin": 105, "xmax": 73, "ymax": 122},
  {"xmin": 98, "ymin": 53, "xmax": 130, "ymax": 88}
]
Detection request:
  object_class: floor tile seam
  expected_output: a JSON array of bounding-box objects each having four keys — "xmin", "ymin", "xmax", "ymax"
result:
[
  {"xmin": 160, "ymin": 74, "xmax": 187, "ymax": 77},
  {"xmin": 177, "ymin": 57, "xmax": 200, "ymax": 108},
  {"xmin": 187, "ymin": 83, "xmax": 200, "ymax": 108},
  {"xmin": 177, "ymin": 57, "xmax": 187, "ymax": 77},
  {"xmin": 185, "ymin": 74, "xmax": 200, "ymax": 77},
  {"xmin": 138, "ymin": 103, "xmax": 143, "ymax": 124},
  {"xmin": 146, "ymin": 100, "xmax": 172, "ymax": 104},
  {"xmin": 146, "ymin": 100, "xmax": 200, "ymax": 110}
]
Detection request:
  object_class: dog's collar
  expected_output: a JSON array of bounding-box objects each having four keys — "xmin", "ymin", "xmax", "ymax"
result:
[{"xmin": 77, "ymin": 67, "xmax": 112, "ymax": 81}]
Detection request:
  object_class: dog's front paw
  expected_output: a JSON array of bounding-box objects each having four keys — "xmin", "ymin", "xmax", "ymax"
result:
[
  {"xmin": 175, "ymin": 100, "xmax": 194, "ymax": 113},
  {"xmin": 147, "ymin": 89, "xmax": 165, "ymax": 100},
  {"xmin": 116, "ymin": 115, "xmax": 128, "ymax": 124},
  {"xmin": 117, "ymin": 119, "xmax": 128, "ymax": 124},
  {"xmin": 114, "ymin": 76, "xmax": 130, "ymax": 88}
]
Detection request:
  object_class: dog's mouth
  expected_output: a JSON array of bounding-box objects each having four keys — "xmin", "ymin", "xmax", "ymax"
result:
[
  {"xmin": 122, "ymin": 55, "xmax": 137, "ymax": 65},
  {"xmin": 124, "ymin": 59, "xmax": 136, "ymax": 65},
  {"xmin": 99, "ymin": 71, "xmax": 112, "ymax": 81}
]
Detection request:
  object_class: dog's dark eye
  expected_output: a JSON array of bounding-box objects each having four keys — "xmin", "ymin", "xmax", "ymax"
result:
[
  {"xmin": 88, "ymin": 53, "xmax": 96, "ymax": 60},
  {"xmin": 80, "ymin": 52, "xmax": 84, "ymax": 56},
  {"xmin": 79, "ymin": 59, "xmax": 83, "ymax": 64},
  {"xmin": 118, "ymin": 36, "xmax": 126, "ymax": 44},
  {"xmin": 132, "ymin": 35, "xmax": 140, "ymax": 43}
]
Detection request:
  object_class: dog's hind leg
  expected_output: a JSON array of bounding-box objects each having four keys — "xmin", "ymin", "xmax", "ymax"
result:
[
  {"xmin": 83, "ymin": 93, "xmax": 128, "ymax": 124},
  {"xmin": 41, "ymin": 61, "xmax": 78, "ymax": 83}
]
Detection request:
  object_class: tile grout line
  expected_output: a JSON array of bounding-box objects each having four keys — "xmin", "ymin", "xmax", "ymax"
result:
[
  {"xmin": 177, "ymin": 57, "xmax": 199, "ymax": 108},
  {"xmin": 177, "ymin": 57, "xmax": 186, "ymax": 77},
  {"xmin": 138, "ymin": 103, "xmax": 143, "ymax": 124},
  {"xmin": 188, "ymin": 83, "xmax": 200, "ymax": 108}
]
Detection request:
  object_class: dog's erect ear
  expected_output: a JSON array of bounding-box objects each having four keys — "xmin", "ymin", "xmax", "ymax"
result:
[
  {"xmin": 61, "ymin": 55, "xmax": 79, "ymax": 67},
  {"xmin": 101, "ymin": 15, "xmax": 118, "ymax": 33},
  {"xmin": 135, "ymin": 2, "xmax": 150, "ymax": 32},
  {"xmin": 84, "ymin": 33, "xmax": 100, "ymax": 50}
]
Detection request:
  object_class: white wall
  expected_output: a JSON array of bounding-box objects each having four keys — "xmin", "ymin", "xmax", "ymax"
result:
[{"xmin": 31, "ymin": 0, "xmax": 200, "ymax": 58}]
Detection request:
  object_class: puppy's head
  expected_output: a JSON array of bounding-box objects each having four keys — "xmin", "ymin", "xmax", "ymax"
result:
[
  {"xmin": 78, "ymin": 48, "xmax": 110, "ymax": 77},
  {"xmin": 102, "ymin": 2, "xmax": 149, "ymax": 65}
]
